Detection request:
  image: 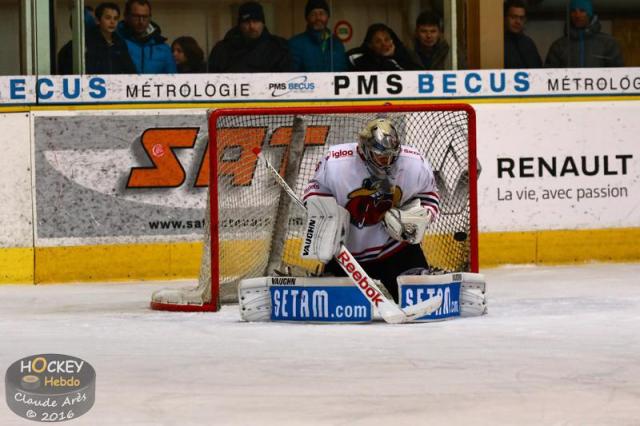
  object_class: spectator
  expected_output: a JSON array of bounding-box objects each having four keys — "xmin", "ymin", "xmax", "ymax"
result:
[
  {"xmin": 86, "ymin": 3, "xmax": 136, "ymax": 74},
  {"xmin": 116, "ymin": 0, "xmax": 176, "ymax": 73},
  {"xmin": 413, "ymin": 11, "xmax": 449, "ymax": 70},
  {"xmin": 347, "ymin": 23, "xmax": 420, "ymax": 71},
  {"xmin": 172, "ymin": 37, "xmax": 206, "ymax": 73},
  {"xmin": 207, "ymin": 1, "xmax": 291, "ymax": 73},
  {"xmin": 57, "ymin": 7, "xmax": 96, "ymax": 74},
  {"xmin": 504, "ymin": 0, "xmax": 542, "ymax": 68},
  {"xmin": 545, "ymin": 0, "xmax": 623, "ymax": 68},
  {"xmin": 288, "ymin": 0, "xmax": 347, "ymax": 72}
]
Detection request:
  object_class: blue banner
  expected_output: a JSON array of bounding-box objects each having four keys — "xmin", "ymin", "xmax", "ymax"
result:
[
  {"xmin": 270, "ymin": 285, "xmax": 372, "ymax": 322},
  {"xmin": 400, "ymin": 282, "xmax": 461, "ymax": 321}
]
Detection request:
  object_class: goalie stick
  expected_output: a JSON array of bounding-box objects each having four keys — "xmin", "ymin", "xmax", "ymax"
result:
[{"xmin": 252, "ymin": 147, "xmax": 442, "ymax": 324}]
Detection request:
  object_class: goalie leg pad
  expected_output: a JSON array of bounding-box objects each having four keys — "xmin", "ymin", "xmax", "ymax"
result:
[
  {"xmin": 239, "ymin": 277, "xmax": 373, "ymax": 323},
  {"xmin": 460, "ymin": 280, "xmax": 488, "ymax": 317},
  {"xmin": 397, "ymin": 272, "xmax": 487, "ymax": 321},
  {"xmin": 301, "ymin": 196, "xmax": 350, "ymax": 263}
]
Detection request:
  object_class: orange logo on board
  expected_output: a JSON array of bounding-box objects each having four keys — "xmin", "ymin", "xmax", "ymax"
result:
[{"xmin": 126, "ymin": 125, "xmax": 330, "ymax": 189}]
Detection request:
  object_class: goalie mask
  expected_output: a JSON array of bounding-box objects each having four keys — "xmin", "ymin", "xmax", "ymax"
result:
[{"xmin": 358, "ymin": 118, "xmax": 400, "ymax": 178}]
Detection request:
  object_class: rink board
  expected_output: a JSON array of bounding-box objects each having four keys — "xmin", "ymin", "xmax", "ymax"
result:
[
  {"xmin": 0, "ymin": 72, "xmax": 639, "ymax": 282},
  {"xmin": 25, "ymin": 227, "xmax": 640, "ymax": 283}
]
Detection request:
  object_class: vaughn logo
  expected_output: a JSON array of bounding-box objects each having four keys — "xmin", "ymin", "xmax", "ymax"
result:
[
  {"xmin": 5, "ymin": 354, "xmax": 96, "ymax": 422},
  {"xmin": 269, "ymin": 76, "xmax": 316, "ymax": 97},
  {"xmin": 302, "ymin": 219, "xmax": 316, "ymax": 256}
]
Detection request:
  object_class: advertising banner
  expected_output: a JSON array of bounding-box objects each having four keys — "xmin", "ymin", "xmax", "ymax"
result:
[
  {"xmin": 33, "ymin": 103, "xmax": 640, "ymax": 248},
  {"xmin": 34, "ymin": 110, "xmax": 209, "ymax": 245},
  {"xmin": 3, "ymin": 68, "xmax": 640, "ymax": 105},
  {"xmin": 475, "ymin": 102, "xmax": 639, "ymax": 232}
]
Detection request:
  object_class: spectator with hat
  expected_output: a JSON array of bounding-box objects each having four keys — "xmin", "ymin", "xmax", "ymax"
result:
[
  {"xmin": 207, "ymin": 1, "xmax": 291, "ymax": 73},
  {"xmin": 545, "ymin": 0, "xmax": 623, "ymax": 67},
  {"xmin": 288, "ymin": 0, "xmax": 347, "ymax": 72}
]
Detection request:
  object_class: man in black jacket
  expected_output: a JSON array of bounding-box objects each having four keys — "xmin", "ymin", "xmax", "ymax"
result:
[
  {"xmin": 208, "ymin": 1, "xmax": 291, "ymax": 73},
  {"xmin": 86, "ymin": 2, "xmax": 137, "ymax": 74},
  {"xmin": 504, "ymin": 0, "xmax": 542, "ymax": 69}
]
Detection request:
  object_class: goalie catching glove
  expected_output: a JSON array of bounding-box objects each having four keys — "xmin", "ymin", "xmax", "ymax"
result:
[
  {"xmin": 383, "ymin": 199, "xmax": 434, "ymax": 244},
  {"xmin": 300, "ymin": 196, "xmax": 350, "ymax": 263}
]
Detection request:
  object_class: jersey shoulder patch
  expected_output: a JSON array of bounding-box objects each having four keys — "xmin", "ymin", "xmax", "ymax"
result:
[{"xmin": 399, "ymin": 146, "xmax": 424, "ymax": 160}]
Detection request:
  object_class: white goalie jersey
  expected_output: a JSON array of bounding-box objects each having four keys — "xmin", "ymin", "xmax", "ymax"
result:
[{"xmin": 303, "ymin": 143, "xmax": 440, "ymax": 262}]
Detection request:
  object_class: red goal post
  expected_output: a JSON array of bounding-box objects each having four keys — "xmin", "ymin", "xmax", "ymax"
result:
[{"xmin": 151, "ymin": 104, "xmax": 478, "ymax": 312}]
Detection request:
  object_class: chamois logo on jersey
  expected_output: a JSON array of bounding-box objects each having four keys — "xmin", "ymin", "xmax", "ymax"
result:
[
  {"xmin": 269, "ymin": 76, "xmax": 316, "ymax": 97},
  {"xmin": 346, "ymin": 177, "xmax": 402, "ymax": 228},
  {"xmin": 5, "ymin": 354, "xmax": 96, "ymax": 422}
]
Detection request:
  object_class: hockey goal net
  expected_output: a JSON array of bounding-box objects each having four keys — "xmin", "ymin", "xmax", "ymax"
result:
[{"xmin": 151, "ymin": 104, "xmax": 478, "ymax": 312}]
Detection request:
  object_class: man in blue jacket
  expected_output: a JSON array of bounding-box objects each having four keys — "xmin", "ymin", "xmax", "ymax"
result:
[
  {"xmin": 117, "ymin": 0, "xmax": 176, "ymax": 73},
  {"xmin": 288, "ymin": 0, "xmax": 347, "ymax": 72}
]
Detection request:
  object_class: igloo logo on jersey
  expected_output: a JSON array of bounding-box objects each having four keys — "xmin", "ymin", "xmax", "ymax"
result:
[
  {"xmin": 330, "ymin": 149, "xmax": 354, "ymax": 159},
  {"xmin": 5, "ymin": 354, "xmax": 96, "ymax": 422}
]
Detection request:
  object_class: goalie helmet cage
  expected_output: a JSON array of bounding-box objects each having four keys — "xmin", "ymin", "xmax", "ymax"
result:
[{"xmin": 150, "ymin": 104, "xmax": 478, "ymax": 312}]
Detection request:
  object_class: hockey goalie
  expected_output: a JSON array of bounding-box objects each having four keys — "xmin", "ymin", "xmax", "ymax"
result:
[{"xmin": 240, "ymin": 118, "xmax": 487, "ymax": 323}]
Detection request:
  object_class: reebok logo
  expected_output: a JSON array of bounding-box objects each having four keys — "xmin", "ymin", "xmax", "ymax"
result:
[
  {"xmin": 302, "ymin": 219, "xmax": 316, "ymax": 256},
  {"xmin": 336, "ymin": 249, "xmax": 384, "ymax": 306}
]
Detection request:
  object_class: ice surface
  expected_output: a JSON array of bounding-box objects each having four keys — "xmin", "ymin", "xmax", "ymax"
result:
[{"xmin": 1, "ymin": 263, "xmax": 639, "ymax": 425}]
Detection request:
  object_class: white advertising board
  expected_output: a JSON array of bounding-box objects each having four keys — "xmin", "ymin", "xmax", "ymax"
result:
[
  {"xmin": 1, "ymin": 68, "xmax": 639, "ymax": 105},
  {"xmin": 475, "ymin": 102, "xmax": 639, "ymax": 232},
  {"xmin": 28, "ymin": 103, "xmax": 639, "ymax": 246},
  {"xmin": 0, "ymin": 113, "xmax": 34, "ymax": 247}
]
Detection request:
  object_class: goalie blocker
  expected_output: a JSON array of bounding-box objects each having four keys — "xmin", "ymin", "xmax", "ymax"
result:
[{"xmin": 239, "ymin": 273, "xmax": 487, "ymax": 323}]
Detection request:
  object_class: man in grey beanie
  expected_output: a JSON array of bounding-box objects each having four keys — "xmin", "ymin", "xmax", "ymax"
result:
[{"xmin": 288, "ymin": 0, "xmax": 347, "ymax": 72}]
